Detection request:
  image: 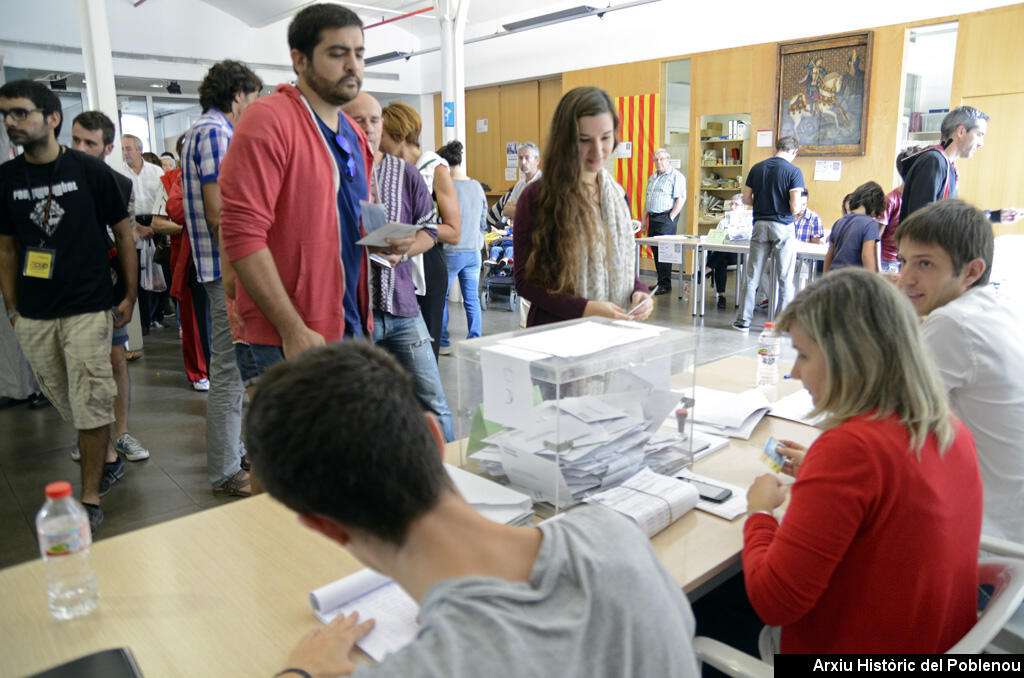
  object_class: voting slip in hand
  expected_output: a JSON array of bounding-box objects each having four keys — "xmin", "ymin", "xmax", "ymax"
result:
[{"xmin": 355, "ymin": 221, "xmax": 421, "ymax": 248}]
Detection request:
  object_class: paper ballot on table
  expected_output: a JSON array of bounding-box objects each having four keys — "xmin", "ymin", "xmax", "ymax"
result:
[
  {"xmin": 585, "ymin": 467, "xmax": 699, "ymax": 536},
  {"xmin": 689, "ymin": 386, "xmax": 770, "ymax": 439},
  {"xmin": 479, "ymin": 344, "xmax": 547, "ymax": 428},
  {"xmin": 310, "ymin": 569, "xmax": 419, "ymax": 661},
  {"xmin": 676, "ymin": 469, "xmax": 747, "ymax": 520},
  {"xmin": 768, "ymin": 388, "xmax": 827, "ymax": 427},
  {"xmin": 444, "ymin": 463, "xmax": 533, "ymax": 525}
]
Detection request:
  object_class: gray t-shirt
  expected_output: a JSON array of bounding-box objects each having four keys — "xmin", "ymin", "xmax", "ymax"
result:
[
  {"xmin": 449, "ymin": 178, "xmax": 487, "ymax": 252},
  {"xmin": 354, "ymin": 504, "xmax": 699, "ymax": 677}
]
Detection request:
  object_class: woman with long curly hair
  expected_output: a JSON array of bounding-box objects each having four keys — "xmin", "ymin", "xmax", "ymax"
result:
[{"xmin": 512, "ymin": 87, "xmax": 652, "ymax": 327}]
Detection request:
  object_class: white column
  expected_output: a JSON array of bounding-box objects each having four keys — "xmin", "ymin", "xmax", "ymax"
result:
[
  {"xmin": 76, "ymin": 0, "xmax": 123, "ymax": 169},
  {"xmin": 434, "ymin": 0, "xmax": 469, "ymax": 153}
]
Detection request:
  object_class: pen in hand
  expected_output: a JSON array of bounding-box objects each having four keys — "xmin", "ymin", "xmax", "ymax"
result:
[{"xmin": 627, "ymin": 293, "xmax": 652, "ymax": 317}]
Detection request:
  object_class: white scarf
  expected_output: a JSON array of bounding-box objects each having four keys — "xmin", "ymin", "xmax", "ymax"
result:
[{"xmin": 577, "ymin": 169, "xmax": 634, "ymax": 309}]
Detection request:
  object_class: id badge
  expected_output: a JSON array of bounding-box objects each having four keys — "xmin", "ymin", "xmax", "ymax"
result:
[{"xmin": 23, "ymin": 247, "xmax": 56, "ymax": 280}]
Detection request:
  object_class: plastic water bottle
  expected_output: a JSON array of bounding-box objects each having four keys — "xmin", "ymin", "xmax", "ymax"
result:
[
  {"xmin": 36, "ymin": 481, "xmax": 99, "ymax": 620},
  {"xmin": 756, "ymin": 322, "xmax": 781, "ymax": 387}
]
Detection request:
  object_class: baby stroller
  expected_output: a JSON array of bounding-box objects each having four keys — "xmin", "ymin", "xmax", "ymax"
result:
[{"xmin": 480, "ymin": 260, "xmax": 518, "ymax": 312}]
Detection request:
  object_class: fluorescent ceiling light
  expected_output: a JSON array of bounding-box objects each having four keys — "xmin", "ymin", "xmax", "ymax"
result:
[{"xmin": 502, "ymin": 5, "xmax": 596, "ymax": 32}]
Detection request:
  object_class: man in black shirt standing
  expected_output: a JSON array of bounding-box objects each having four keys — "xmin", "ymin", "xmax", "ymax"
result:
[
  {"xmin": 0, "ymin": 80, "xmax": 137, "ymax": 534},
  {"xmin": 732, "ymin": 136, "xmax": 805, "ymax": 331}
]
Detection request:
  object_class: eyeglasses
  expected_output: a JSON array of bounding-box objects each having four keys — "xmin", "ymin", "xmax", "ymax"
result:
[
  {"xmin": 333, "ymin": 131, "xmax": 357, "ymax": 181},
  {"xmin": 1, "ymin": 107, "xmax": 44, "ymax": 122}
]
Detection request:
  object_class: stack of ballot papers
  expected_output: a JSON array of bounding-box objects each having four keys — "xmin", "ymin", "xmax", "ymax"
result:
[
  {"xmin": 585, "ymin": 467, "xmax": 700, "ymax": 536},
  {"xmin": 689, "ymin": 386, "xmax": 771, "ymax": 439},
  {"xmin": 445, "ymin": 463, "xmax": 533, "ymax": 525},
  {"xmin": 768, "ymin": 388, "xmax": 827, "ymax": 427},
  {"xmin": 469, "ymin": 384, "xmax": 692, "ymax": 505},
  {"xmin": 310, "ymin": 569, "xmax": 417, "ymax": 661}
]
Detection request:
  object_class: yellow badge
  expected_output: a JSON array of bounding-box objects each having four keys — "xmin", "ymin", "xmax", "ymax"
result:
[{"xmin": 23, "ymin": 247, "xmax": 55, "ymax": 280}]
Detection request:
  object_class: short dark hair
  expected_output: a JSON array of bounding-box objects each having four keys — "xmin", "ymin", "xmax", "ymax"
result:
[
  {"xmin": 0, "ymin": 79, "xmax": 63, "ymax": 137},
  {"xmin": 895, "ymin": 199, "xmax": 994, "ymax": 288},
  {"xmin": 198, "ymin": 60, "xmax": 263, "ymax": 113},
  {"xmin": 73, "ymin": 110, "xmax": 115, "ymax": 146},
  {"xmin": 776, "ymin": 135, "xmax": 799, "ymax": 152},
  {"xmin": 288, "ymin": 3, "xmax": 363, "ymax": 62},
  {"xmin": 436, "ymin": 139, "xmax": 463, "ymax": 167},
  {"xmin": 848, "ymin": 181, "xmax": 885, "ymax": 218},
  {"xmin": 245, "ymin": 342, "xmax": 454, "ymax": 545}
]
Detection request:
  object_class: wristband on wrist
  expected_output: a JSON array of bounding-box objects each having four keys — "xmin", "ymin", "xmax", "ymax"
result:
[
  {"xmin": 274, "ymin": 669, "xmax": 313, "ymax": 678},
  {"xmin": 7, "ymin": 309, "xmax": 19, "ymax": 321}
]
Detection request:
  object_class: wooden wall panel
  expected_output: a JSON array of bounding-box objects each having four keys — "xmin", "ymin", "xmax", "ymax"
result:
[
  {"xmin": 538, "ymin": 77, "xmax": 563, "ymax": 155},
  {"xmin": 433, "ymin": 94, "xmax": 442, "ymax": 154},
  {"xmin": 561, "ymin": 60, "xmax": 661, "ymax": 99},
  {"xmin": 496, "ymin": 81, "xmax": 540, "ymax": 193},
  {"xmin": 464, "ymin": 87, "xmax": 502, "ymax": 191},
  {"xmin": 951, "ymin": 4, "xmax": 1024, "ymax": 100}
]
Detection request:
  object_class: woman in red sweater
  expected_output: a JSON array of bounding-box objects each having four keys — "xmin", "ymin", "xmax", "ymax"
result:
[{"xmin": 744, "ymin": 267, "xmax": 982, "ymax": 654}]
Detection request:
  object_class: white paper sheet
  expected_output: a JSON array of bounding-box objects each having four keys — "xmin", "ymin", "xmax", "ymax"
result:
[
  {"xmin": 355, "ymin": 221, "xmax": 422, "ymax": 247},
  {"xmin": 497, "ymin": 320, "xmax": 663, "ymax": 359},
  {"xmin": 585, "ymin": 467, "xmax": 699, "ymax": 536},
  {"xmin": 479, "ymin": 345, "xmax": 546, "ymax": 428},
  {"xmin": 676, "ymin": 469, "xmax": 748, "ymax": 520},
  {"xmin": 768, "ymin": 388, "xmax": 826, "ymax": 427}
]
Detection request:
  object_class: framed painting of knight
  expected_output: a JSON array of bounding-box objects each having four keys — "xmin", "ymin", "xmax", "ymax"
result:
[{"xmin": 776, "ymin": 31, "xmax": 873, "ymax": 156}]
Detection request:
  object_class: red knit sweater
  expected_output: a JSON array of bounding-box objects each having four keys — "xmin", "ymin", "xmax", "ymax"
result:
[{"xmin": 743, "ymin": 413, "xmax": 981, "ymax": 653}]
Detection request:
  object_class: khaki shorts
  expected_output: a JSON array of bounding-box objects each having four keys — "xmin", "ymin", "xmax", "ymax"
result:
[{"xmin": 14, "ymin": 311, "xmax": 116, "ymax": 430}]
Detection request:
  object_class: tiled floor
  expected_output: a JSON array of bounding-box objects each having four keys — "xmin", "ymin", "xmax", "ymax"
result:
[{"xmin": 0, "ymin": 269, "xmax": 786, "ymax": 569}]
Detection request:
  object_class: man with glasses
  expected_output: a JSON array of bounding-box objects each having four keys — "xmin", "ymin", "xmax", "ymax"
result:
[
  {"xmin": 732, "ymin": 136, "xmax": 804, "ymax": 331},
  {"xmin": 220, "ymin": 4, "xmax": 409, "ymax": 382},
  {"xmin": 643, "ymin": 148, "xmax": 686, "ymax": 295},
  {"xmin": 0, "ymin": 80, "xmax": 137, "ymax": 535},
  {"xmin": 181, "ymin": 59, "xmax": 263, "ymax": 498}
]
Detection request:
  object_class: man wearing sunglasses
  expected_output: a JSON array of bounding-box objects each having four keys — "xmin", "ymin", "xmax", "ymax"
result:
[
  {"xmin": 221, "ymin": 4, "xmax": 409, "ymax": 385},
  {"xmin": 0, "ymin": 80, "xmax": 136, "ymax": 535}
]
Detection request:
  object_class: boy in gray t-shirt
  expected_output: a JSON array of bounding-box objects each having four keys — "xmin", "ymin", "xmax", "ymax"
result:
[{"xmin": 245, "ymin": 342, "xmax": 700, "ymax": 678}]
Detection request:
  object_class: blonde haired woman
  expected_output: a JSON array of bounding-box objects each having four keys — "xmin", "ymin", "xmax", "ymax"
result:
[
  {"xmin": 512, "ymin": 87, "xmax": 652, "ymax": 326},
  {"xmin": 380, "ymin": 101, "xmax": 461, "ymax": 358},
  {"xmin": 744, "ymin": 268, "xmax": 981, "ymax": 653}
]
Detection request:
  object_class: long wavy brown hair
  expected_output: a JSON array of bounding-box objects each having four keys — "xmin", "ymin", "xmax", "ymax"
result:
[{"xmin": 525, "ymin": 87, "xmax": 620, "ymax": 295}]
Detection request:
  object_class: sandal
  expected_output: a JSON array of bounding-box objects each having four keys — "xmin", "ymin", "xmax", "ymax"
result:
[
  {"xmin": 126, "ymin": 350, "xmax": 143, "ymax": 361},
  {"xmin": 213, "ymin": 469, "xmax": 252, "ymax": 497}
]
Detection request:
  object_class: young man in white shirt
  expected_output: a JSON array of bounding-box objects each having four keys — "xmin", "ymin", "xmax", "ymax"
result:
[
  {"xmin": 247, "ymin": 342, "xmax": 700, "ymax": 678},
  {"xmin": 896, "ymin": 199, "xmax": 1024, "ymax": 543}
]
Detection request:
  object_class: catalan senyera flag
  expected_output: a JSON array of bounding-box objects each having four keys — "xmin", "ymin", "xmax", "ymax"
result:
[{"xmin": 614, "ymin": 93, "xmax": 660, "ymax": 260}]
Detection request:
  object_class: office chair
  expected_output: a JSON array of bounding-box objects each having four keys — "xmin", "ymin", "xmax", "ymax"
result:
[
  {"xmin": 694, "ymin": 556, "xmax": 1024, "ymax": 677},
  {"xmin": 979, "ymin": 535, "xmax": 1024, "ymax": 653}
]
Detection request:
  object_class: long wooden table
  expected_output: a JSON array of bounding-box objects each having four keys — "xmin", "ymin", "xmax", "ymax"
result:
[{"xmin": 0, "ymin": 355, "xmax": 819, "ymax": 678}]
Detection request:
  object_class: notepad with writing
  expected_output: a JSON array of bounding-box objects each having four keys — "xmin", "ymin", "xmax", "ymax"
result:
[{"xmin": 310, "ymin": 569, "xmax": 419, "ymax": 661}]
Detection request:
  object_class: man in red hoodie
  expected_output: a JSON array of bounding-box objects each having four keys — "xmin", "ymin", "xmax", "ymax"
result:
[{"xmin": 221, "ymin": 4, "xmax": 414, "ymax": 387}]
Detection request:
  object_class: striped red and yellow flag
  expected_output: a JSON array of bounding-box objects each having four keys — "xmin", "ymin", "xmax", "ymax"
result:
[{"xmin": 614, "ymin": 93, "xmax": 660, "ymax": 259}]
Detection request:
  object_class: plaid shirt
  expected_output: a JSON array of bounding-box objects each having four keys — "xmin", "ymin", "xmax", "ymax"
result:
[
  {"xmin": 182, "ymin": 109, "xmax": 233, "ymax": 282},
  {"xmin": 794, "ymin": 207, "xmax": 823, "ymax": 242},
  {"xmin": 644, "ymin": 168, "xmax": 685, "ymax": 215}
]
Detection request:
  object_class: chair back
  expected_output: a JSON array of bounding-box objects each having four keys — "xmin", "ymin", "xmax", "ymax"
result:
[{"xmin": 947, "ymin": 557, "xmax": 1024, "ymax": 653}]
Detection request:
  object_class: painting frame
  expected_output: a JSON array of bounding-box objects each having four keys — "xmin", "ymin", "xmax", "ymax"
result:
[{"xmin": 776, "ymin": 31, "xmax": 873, "ymax": 156}]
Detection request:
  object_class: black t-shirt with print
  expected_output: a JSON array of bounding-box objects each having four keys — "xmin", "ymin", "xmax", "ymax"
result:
[{"xmin": 0, "ymin": 147, "xmax": 128, "ymax": 319}]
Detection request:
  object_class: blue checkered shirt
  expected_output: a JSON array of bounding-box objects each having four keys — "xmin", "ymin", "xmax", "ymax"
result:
[
  {"xmin": 794, "ymin": 207, "xmax": 823, "ymax": 242},
  {"xmin": 644, "ymin": 168, "xmax": 685, "ymax": 214},
  {"xmin": 182, "ymin": 109, "xmax": 233, "ymax": 282}
]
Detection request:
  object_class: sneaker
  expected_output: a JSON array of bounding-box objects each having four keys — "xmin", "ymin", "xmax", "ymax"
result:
[
  {"xmin": 70, "ymin": 440, "xmax": 80, "ymax": 462},
  {"xmin": 439, "ymin": 345, "xmax": 451, "ymax": 356},
  {"xmin": 115, "ymin": 433, "xmax": 150, "ymax": 461},
  {"xmin": 484, "ymin": 258, "xmax": 498, "ymax": 266},
  {"xmin": 756, "ymin": 299, "xmax": 770, "ymax": 311},
  {"xmin": 717, "ymin": 296, "xmax": 727, "ymax": 310},
  {"xmin": 98, "ymin": 457, "xmax": 125, "ymax": 496},
  {"xmin": 732, "ymin": 320, "xmax": 750, "ymax": 332},
  {"xmin": 83, "ymin": 503, "xmax": 103, "ymax": 537},
  {"xmin": 192, "ymin": 378, "xmax": 210, "ymax": 392},
  {"xmin": 213, "ymin": 469, "xmax": 252, "ymax": 497},
  {"xmin": 151, "ymin": 320, "xmax": 165, "ymax": 329}
]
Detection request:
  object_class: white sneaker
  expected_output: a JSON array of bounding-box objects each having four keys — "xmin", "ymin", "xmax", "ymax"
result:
[
  {"xmin": 70, "ymin": 440, "xmax": 80, "ymax": 462},
  {"xmin": 439, "ymin": 346, "xmax": 451, "ymax": 356},
  {"xmin": 115, "ymin": 433, "xmax": 150, "ymax": 461},
  {"xmin": 192, "ymin": 378, "xmax": 210, "ymax": 392}
]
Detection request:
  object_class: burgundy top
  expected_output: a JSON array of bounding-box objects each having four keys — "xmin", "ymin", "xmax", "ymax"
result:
[
  {"xmin": 879, "ymin": 188, "xmax": 903, "ymax": 263},
  {"xmin": 512, "ymin": 181, "xmax": 648, "ymax": 327}
]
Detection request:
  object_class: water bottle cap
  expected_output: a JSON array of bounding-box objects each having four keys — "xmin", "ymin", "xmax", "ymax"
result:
[
  {"xmin": 764, "ymin": 322, "xmax": 774, "ymax": 328},
  {"xmin": 45, "ymin": 481, "xmax": 73, "ymax": 499}
]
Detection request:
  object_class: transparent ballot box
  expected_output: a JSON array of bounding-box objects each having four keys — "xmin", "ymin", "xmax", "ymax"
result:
[{"xmin": 453, "ymin": 317, "xmax": 698, "ymax": 514}]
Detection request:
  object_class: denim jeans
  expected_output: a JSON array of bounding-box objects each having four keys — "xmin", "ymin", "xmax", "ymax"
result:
[
  {"xmin": 234, "ymin": 342, "xmax": 285, "ymax": 388},
  {"xmin": 441, "ymin": 250, "xmax": 482, "ymax": 348},
  {"xmin": 373, "ymin": 309, "xmax": 454, "ymax": 441},
  {"xmin": 201, "ymin": 278, "xmax": 246, "ymax": 486},
  {"xmin": 737, "ymin": 220, "xmax": 797, "ymax": 324},
  {"xmin": 489, "ymin": 243, "xmax": 513, "ymax": 261}
]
